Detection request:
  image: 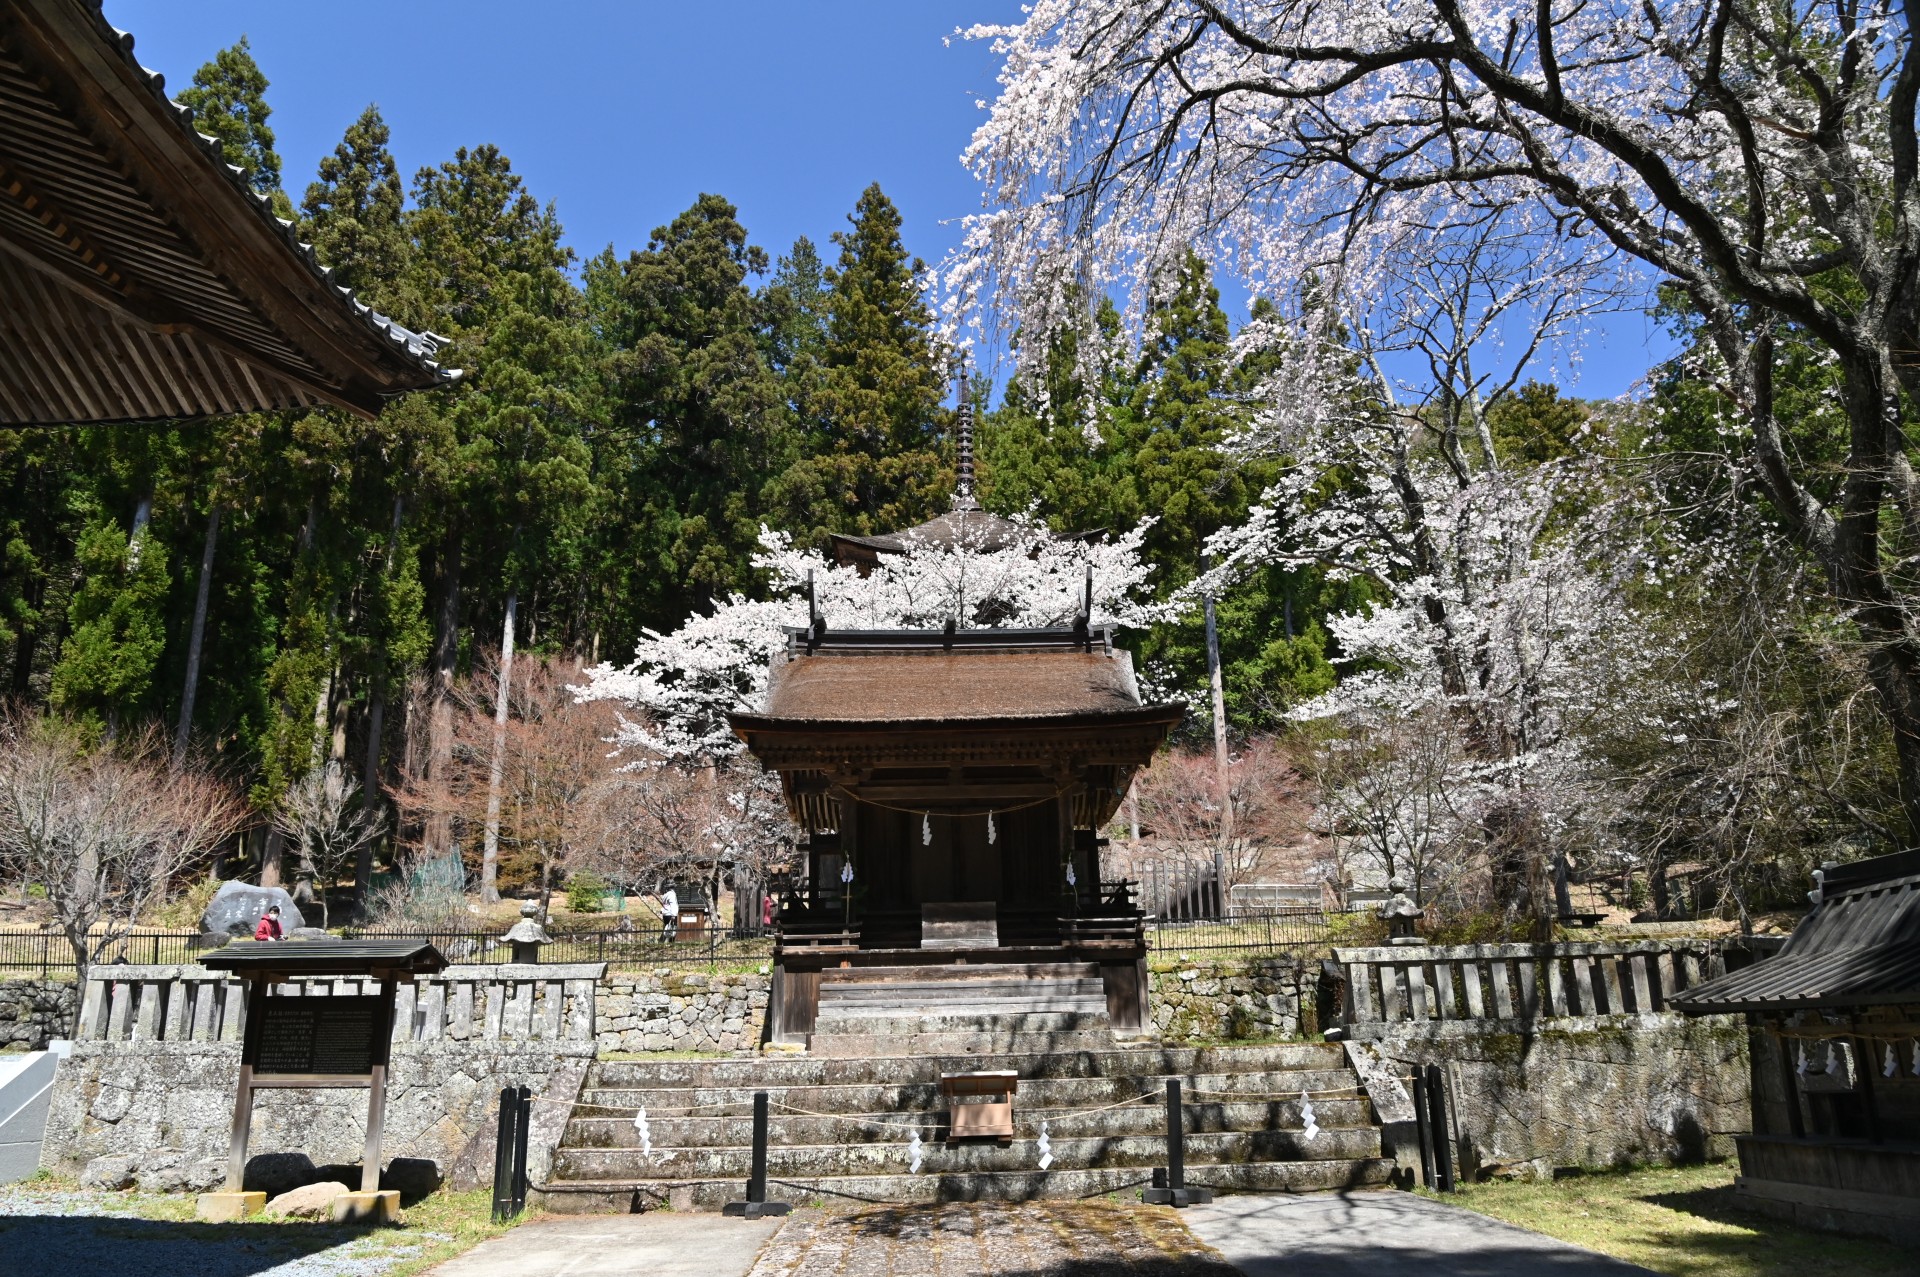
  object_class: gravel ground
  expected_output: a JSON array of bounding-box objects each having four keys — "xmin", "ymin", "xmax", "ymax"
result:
[
  {"xmin": 744, "ymin": 1201, "xmax": 1235, "ymax": 1277},
  {"xmin": 0, "ymin": 1185, "xmax": 443, "ymax": 1277}
]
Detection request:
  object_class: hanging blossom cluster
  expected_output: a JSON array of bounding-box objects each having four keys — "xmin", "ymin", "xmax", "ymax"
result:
[
  {"xmin": 942, "ymin": 0, "xmax": 1877, "ymax": 378},
  {"xmin": 1186, "ymin": 285, "xmax": 1718, "ymax": 893},
  {"xmin": 578, "ymin": 516, "xmax": 1157, "ymax": 763}
]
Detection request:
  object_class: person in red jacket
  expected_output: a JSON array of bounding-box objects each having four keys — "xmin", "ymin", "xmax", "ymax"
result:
[{"xmin": 253, "ymin": 905, "xmax": 284, "ymax": 941}]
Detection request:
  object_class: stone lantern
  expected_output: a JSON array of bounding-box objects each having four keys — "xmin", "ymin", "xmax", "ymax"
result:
[
  {"xmin": 503, "ymin": 900, "xmax": 550, "ymax": 963},
  {"xmin": 1379, "ymin": 876, "xmax": 1425, "ymax": 946}
]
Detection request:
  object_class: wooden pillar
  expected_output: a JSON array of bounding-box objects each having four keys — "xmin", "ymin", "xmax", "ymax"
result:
[
  {"xmin": 362, "ymin": 977, "xmax": 397, "ymax": 1192},
  {"xmin": 1853, "ymin": 1028, "xmax": 1883, "ymax": 1145},
  {"xmin": 225, "ymin": 978, "xmax": 268, "ymax": 1190},
  {"xmin": 1772, "ymin": 1024, "xmax": 1805, "ymax": 1139},
  {"xmin": 839, "ymin": 793, "xmax": 858, "ymax": 929}
]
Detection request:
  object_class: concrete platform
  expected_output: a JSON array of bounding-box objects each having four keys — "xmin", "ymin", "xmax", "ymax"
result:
[
  {"xmin": 1183, "ymin": 1190, "xmax": 1660, "ymax": 1276},
  {"xmin": 425, "ymin": 1211, "xmax": 784, "ymax": 1277}
]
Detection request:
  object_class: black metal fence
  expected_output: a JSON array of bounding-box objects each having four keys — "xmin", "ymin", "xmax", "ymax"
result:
[
  {"xmin": 0, "ymin": 929, "xmax": 204, "ymax": 977},
  {"xmin": 0, "ymin": 907, "xmax": 1374, "ymax": 979},
  {"xmin": 340, "ymin": 923, "xmax": 776, "ymax": 967},
  {"xmin": 1145, "ymin": 907, "xmax": 1378, "ymax": 956}
]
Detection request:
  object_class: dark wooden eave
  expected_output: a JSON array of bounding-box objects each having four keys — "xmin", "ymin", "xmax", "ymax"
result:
[
  {"xmin": 731, "ymin": 625, "xmax": 1185, "ymax": 830},
  {"xmin": 1672, "ymin": 850, "xmax": 1920, "ymax": 1014},
  {"xmin": 0, "ymin": 0, "xmax": 460, "ymax": 424},
  {"xmin": 198, "ymin": 938, "xmax": 449, "ymax": 978}
]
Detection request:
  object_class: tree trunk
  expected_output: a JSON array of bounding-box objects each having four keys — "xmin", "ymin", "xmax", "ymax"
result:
[
  {"xmin": 480, "ymin": 590, "xmax": 517, "ymax": 904},
  {"xmin": 261, "ymin": 827, "xmax": 285, "ymax": 889},
  {"xmin": 355, "ymin": 496, "xmax": 406, "ymax": 907},
  {"xmin": 424, "ymin": 530, "xmax": 462, "ymax": 862},
  {"xmin": 1203, "ymin": 586, "xmax": 1231, "ymax": 907},
  {"xmin": 173, "ymin": 503, "xmax": 221, "ymax": 764},
  {"xmin": 355, "ymin": 692, "xmax": 385, "ymax": 899},
  {"xmin": 287, "ymin": 670, "xmax": 331, "ymax": 910}
]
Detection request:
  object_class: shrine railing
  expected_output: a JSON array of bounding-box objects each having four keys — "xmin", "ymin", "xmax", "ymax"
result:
[
  {"xmin": 1331, "ymin": 939, "xmax": 1730, "ymax": 1037},
  {"xmin": 70, "ymin": 962, "xmax": 608, "ymax": 1048},
  {"xmin": 1147, "ymin": 907, "xmax": 1373, "ymax": 956}
]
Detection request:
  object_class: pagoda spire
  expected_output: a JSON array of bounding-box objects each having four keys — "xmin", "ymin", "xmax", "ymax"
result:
[{"xmin": 952, "ymin": 366, "xmax": 979, "ymax": 512}]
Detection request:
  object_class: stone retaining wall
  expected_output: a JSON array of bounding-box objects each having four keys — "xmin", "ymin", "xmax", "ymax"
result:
[
  {"xmin": 596, "ymin": 970, "xmax": 770, "ymax": 1054},
  {"xmin": 1356, "ymin": 1015, "xmax": 1752, "ymax": 1177},
  {"xmin": 1146, "ymin": 958, "xmax": 1309, "ymax": 1043},
  {"xmin": 0, "ymin": 978, "xmax": 74, "ymax": 1051},
  {"xmin": 44, "ymin": 1039, "xmax": 588, "ymax": 1193}
]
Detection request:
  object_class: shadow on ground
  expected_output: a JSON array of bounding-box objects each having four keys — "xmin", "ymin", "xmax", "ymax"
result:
[{"xmin": 0, "ymin": 1212, "xmax": 377, "ymax": 1277}]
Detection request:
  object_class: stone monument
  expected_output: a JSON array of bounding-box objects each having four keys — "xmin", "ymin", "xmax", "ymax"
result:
[
  {"xmin": 1379, "ymin": 876, "xmax": 1425, "ymax": 946},
  {"xmin": 503, "ymin": 901, "xmax": 550, "ymax": 964}
]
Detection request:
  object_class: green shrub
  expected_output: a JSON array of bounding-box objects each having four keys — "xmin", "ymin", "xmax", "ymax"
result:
[{"xmin": 566, "ymin": 871, "xmax": 611, "ymax": 914}]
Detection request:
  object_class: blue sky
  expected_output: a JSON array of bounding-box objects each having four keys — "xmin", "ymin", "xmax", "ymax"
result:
[{"xmin": 104, "ymin": 1, "xmax": 1671, "ymax": 399}]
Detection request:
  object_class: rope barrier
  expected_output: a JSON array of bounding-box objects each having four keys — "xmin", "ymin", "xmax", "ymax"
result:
[
  {"xmin": 1184, "ymin": 1085, "xmax": 1371, "ymax": 1102},
  {"xmin": 829, "ymin": 785, "xmax": 1068, "ymax": 820}
]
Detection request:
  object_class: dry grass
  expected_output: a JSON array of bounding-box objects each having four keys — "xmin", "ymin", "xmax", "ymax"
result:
[{"xmin": 1434, "ymin": 1162, "xmax": 1913, "ymax": 1277}]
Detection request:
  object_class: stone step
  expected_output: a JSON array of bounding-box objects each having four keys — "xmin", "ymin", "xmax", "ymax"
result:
[
  {"xmin": 574, "ymin": 1068, "xmax": 1366, "ymax": 1115},
  {"xmin": 549, "ymin": 1126, "xmax": 1386, "ymax": 1182},
  {"xmin": 817, "ymin": 963, "xmax": 1103, "ymax": 984},
  {"xmin": 820, "ymin": 979, "xmax": 1107, "ymax": 1001},
  {"xmin": 806, "ymin": 1028, "xmax": 1126, "ymax": 1058},
  {"xmin": 584, "ymin": 1042, "xmax": 1351, "ymax": 1089},
  {"xmin": 812, "ymin": 1009, "xmax": 1110, "ymax": 1033},
  {"xmin": 531, "ymin": 1157, "xmax": 1396, "ymax": 1213},
  {"xmin": 814, "ymin": 998, "xmax": 1113, "ymax": 1013},
  {"xmin": 562, "ymin": 1097, "xmax": 1377, "ymax": 1148}
]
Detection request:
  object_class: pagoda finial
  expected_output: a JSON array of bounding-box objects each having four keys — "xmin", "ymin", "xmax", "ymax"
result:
[{"xmin": 952, "ymin": 366, "xmax": 979, "ymax": 512}]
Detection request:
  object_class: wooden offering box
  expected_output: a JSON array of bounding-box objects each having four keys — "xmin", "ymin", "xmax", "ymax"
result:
[{"xmin": 941, "ymin": 1070, "xmax": 1018, "ymax": 1140}]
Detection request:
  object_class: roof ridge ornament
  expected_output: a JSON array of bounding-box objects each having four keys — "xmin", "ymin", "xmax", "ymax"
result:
[{"xmin": 952, "ymin": 366, "xmax": 980, "ymax": 513}]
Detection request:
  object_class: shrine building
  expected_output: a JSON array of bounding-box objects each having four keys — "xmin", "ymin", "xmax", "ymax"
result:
[{"xmin": 732, "ymin": 390, "xmax": 1185, "ymax": 1050}]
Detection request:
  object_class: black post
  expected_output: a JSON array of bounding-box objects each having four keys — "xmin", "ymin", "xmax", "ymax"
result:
[
  {"xmin": 509, "ymin": 1087, "xmax": 531, "ymax": 1218},
  {"xmin": 1143, "ymin": 1079, "xmax": 1211, "ymax": 1206},
  {"xmin": 1410, "ymin": 1071, "xmax": 1436, "ymax": 1189},
  {"xmin": 490, "ymin": 1087, "xmax": 519, "ymax": 1222},
  {"xmin": 724, "ymin": 1090, "xmax": 791, "ymax": 1217},
  {"xmin": 748, "ymin": 1091, "xmax": 769, "ymax": 1203},
  {"xmin": 1425, "ymin": 1064, "xmax": 1455, "ymax": 1191},
  {"xmin": 1167, "ymin": 1078, "xmax": 1184, "ymax": 1188}
]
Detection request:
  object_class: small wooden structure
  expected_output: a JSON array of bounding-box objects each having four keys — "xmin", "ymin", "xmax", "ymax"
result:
[
  {"xmin": 1672, "ymin": 850, "xmax": 1920, "ymax": 1242},
  {"xmin": 941, "ymin": 1070, "xmax": 1017, "ymax": 1140},
  {"xmin": 671, "ymin": 885, "xmax": 711, "ymax": 940},
  {"xmin": 0, "ymin": 0, "xmax": 458, "ymax": 424},
  {"xmin": 197, "ymin": 939, "xmax": 447, "ymax": 1198}
]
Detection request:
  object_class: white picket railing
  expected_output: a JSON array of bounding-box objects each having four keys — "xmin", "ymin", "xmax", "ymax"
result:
[
  {"xmin": 72, "ymin": 963, "xmax": 608, "ymax": 1047},
  {"xmin": 1332, "ymin": 940, "xmax": 1727, "ymax": 1034}
]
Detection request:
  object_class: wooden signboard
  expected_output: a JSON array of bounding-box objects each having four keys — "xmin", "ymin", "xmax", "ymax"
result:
[{"xmin": 254, "ymin": 997, "xmax": 384, "ymax": 1077}]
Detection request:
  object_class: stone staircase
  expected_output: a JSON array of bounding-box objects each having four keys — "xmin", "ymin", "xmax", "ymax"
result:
[
  {"xmin": 808, "ymin": 962, "xmax": 1120, "ymax": 1057},
  {"xmin": 532, "ymin": 1042, "xmax": 1395, "ymax": 1211}
]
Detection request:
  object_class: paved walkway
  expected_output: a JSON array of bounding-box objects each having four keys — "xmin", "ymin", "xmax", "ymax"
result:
[
  {"xmin": 427, "ymin": 1212, "xmax": 784, "ymax": 1277},
  {"xmin": 1183, "ymin": 1192, "xmax": 1659, "ymax": 1276},
  {"xmin": 428, "ymin": 1193, "xmax": 1658, "ymax": 1277}
]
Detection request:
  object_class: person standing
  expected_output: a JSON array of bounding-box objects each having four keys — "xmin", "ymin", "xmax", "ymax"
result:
[
  {"xmin": 657, "ymin": 885, "xmax": 679, "ymax": 944},
  {"xmin": 253, "ymin": 904, "xmax": 284, "ymax": 941}
]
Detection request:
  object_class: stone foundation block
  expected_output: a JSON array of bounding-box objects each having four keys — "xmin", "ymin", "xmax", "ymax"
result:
[
  {"xmin": 331, "ymin": 1189, "xmax": 400, "ymax": 1225},
  {"xmin": 194, "ymin": 1191, "xmax": 265, "ymax": 1222}
]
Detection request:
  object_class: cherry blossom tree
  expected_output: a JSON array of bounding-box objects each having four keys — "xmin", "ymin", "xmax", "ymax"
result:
[
  {"xmin": 956, "ymin": 0, "xmax": 1920, "ymax": 834},
  {"xmin": 579, "ymin": 515, "xmax": 1157, "ymax": 763}
]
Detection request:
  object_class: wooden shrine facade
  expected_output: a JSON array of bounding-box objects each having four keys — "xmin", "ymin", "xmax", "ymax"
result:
[
  {"xmin": 730, "ymin": 623, "xmax": 1184, "ymax": 1042},
  {"xmin": 1673, "ymin": 850, "xmax": 1920, "ymax": 1242}
]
